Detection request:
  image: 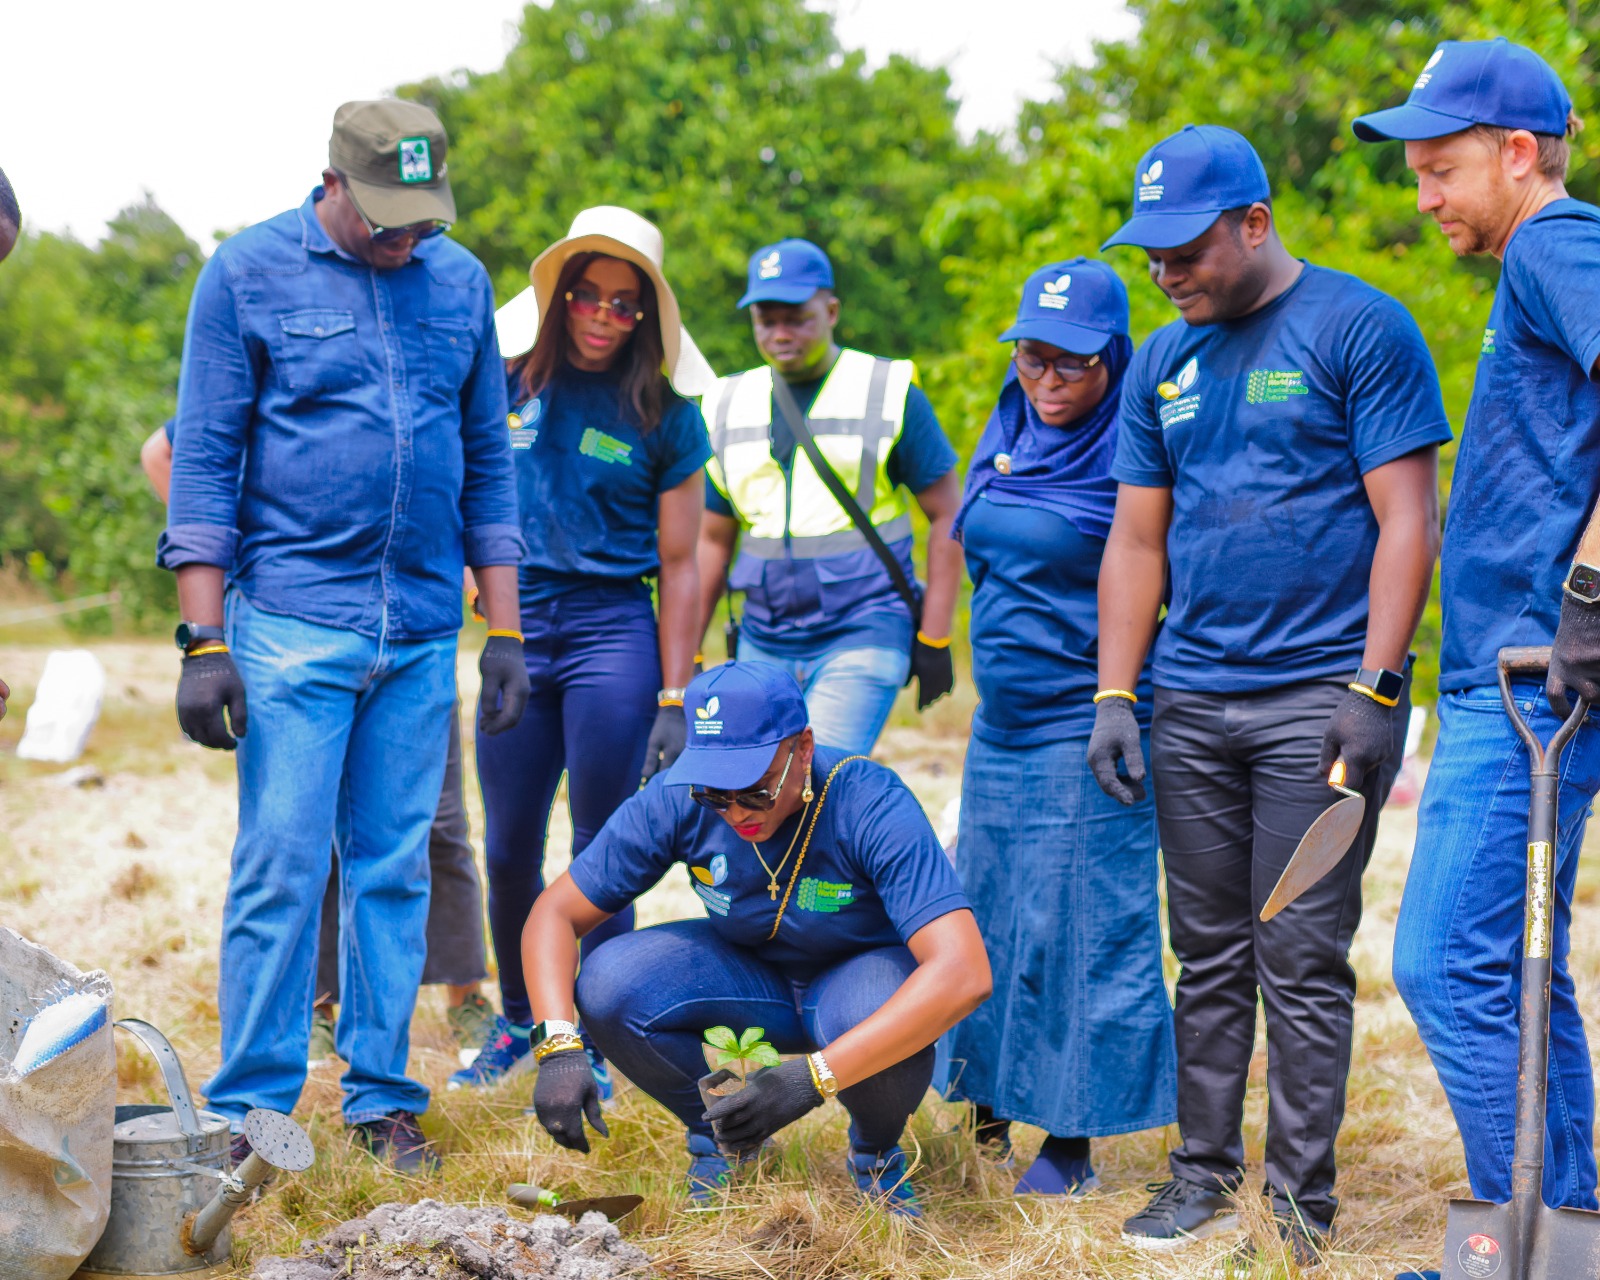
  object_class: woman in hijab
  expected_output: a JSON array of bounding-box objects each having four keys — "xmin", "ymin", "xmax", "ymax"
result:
[{"xmin": 946, "ymin": 258, "xmax": 1176, "ymax": 1196}]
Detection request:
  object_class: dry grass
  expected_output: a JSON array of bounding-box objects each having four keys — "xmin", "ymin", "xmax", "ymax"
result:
[{"xmin": 3, "ymin": 639, "xmax": 1599, "ymax": 1279}]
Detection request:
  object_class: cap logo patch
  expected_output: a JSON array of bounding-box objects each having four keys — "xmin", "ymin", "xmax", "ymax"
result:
[
  {"xmin": 398, "ymin": 137, "xmax": 434, "ymax": 184},
  {"xmin": 693, "ymin": 694, "xmax": 724, "ymax": 735},
  {"xmin": 1037, "ymin": 272, "xmax": 1071, "ymax": 310},
  {"xmin": 758, "ymin": 251, "xmax": 782, "ymax": 280},
  {"xmin": 1138, "ymin": 158, "xmax": 1165, "ymax": 203},
  {"xmin": 696, "ymin": 696, "xmax": 720, "ymax": 720},
  {"xmin": 1157, "ymin": 356, "xmax": 1199, "ymax": 401},
  {"xmin": 1414, "ymin": 48, "xmax": 1443, "ymax": 91}
]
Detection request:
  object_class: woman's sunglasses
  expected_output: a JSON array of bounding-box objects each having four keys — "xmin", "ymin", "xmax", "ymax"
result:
[
  {"xmin": 566, "ymin": 285, "xmax": 646, "ymax": 330},
  {"xmin": 1014, "ymin": 348, "xmax": 1101, "ymax": 382},
  {"xmin": 691, "ymin": 745, "xmax": 796, "ymax": 814}
]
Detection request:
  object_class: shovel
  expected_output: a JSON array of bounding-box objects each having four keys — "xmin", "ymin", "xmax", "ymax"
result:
[
  {"xmin": 1437, "ymin": 645, "xmax": 1600, "ymax": 1278},
  {"xmin": 507, "ymin": 1182, "xmax": 643, "ymax": 1221},
  {"xmin": 1259, "ymin": 759, "xmax": 1366, "ymax": 922}
]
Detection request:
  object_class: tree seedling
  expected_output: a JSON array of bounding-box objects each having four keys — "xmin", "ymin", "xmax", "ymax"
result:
[{"xmin": 702, "ymin": 1025, "xmax": 781, "ymax": 1083}]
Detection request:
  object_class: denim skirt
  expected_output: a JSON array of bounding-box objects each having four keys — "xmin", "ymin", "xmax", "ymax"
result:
[{"xmin": 947, "ymin": 731, "xmax": 1177, "ymax": 1137}]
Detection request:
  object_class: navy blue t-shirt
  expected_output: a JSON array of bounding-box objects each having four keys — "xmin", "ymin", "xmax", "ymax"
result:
[
  {"xmin": 706, "ymin": 376, "xmax": 956, "ymax": 656},
  {"xmin": 964, "ymin": 493, "xmax": 1151, "ymax": 744},
  {"xmin": 568, "ymin": 745, "xmax": 970, "ymax": 979},
  {"xmin": 1439, "ymin": 200, "xmax": 1600, "ymax": 692},
  {"xmin": 508, "ymin": 363, "xmax": 711, "ymax": 603},
  {"xmin": 1113, "ymin": 264, "xmax": 1452, "ymax": 692}
]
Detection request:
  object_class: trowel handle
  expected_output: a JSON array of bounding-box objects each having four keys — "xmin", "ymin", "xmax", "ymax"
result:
[
  {"xmin": 1326, "ymin": 759, "xmax": 1361, "ymax": 799},
  {"xmin": 1496, "ymin": 646, "xmax": 1589, "ymax": 772}
]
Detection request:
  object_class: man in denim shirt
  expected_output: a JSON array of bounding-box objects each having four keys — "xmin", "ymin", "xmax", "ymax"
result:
[{"xmin": 158, "ymin": 100, "xmax": 529, "ymax": 1171}]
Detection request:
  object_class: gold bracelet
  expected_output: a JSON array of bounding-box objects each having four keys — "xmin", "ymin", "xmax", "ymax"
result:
[
  {"xmin": 486, "ymin": 628, "xmax": 524, "ymax": 642},
  {"xmin": 185, "ymin": 643, "xmax": 230, "ymax": 659},
  {"xmin": 1093, "ymin": 688, "xmax": 1138, "ymax": 704},
  {"xmin": 806, "ymin": 1052, "xmax": 824, "ymax": 1095},
  {"xmin": 533, "ymin": 1034, "xmax": 584, "ymax": 1062},
  {"xmin": 915, "ymin": 631, "xmax": 951, "ymax": 649},
  {"xmin": 1348, "ymin": 681, "xmax": 1399, "ymax": 708}
]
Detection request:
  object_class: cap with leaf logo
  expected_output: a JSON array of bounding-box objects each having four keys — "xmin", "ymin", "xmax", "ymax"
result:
[{"xmin": 329, "ymin": 99, "xmax": 456, "ymax": 230}]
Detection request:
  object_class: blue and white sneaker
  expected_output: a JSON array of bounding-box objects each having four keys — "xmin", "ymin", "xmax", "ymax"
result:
[
  {"xmin": 446, "ymin": 1017, "xmax": 532, "ymax": 1090},
  {"xmin": 849, "ymin": 1145, "xmax": 923, "ymax": 1218},
  {"xmin": 685, "ymin": 1132, "xmax": 732, "ymax": 1204},
  {"xmin": 586, "ymin": 1043, "xmax": 615, "ymax": 1106}
]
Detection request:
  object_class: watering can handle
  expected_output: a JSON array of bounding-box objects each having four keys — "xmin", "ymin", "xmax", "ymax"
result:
[{"xmin": 113, "ymin": 1018, "xmax": 205, "ymax": 1152}]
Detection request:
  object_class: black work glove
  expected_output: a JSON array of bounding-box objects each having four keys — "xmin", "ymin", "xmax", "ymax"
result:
[
  {"xmin": 1087, "ymin": 697, "xmax": 1145, "ymax": 805},
  {"xmin": 640, "ymin": 703, "xmax": 686, "ymax": 781},
  {"xmin": 176, "ymin": 650, "xmax": 248, "ymax": 750},
  {"xmin": 532, "ymin": 1047, "xmax": 609, "ymax": 1153},
  {"xmin": 1548, "ymin": 593, "xmax": 1600, "ymax": 717},
  {"xmin": 909, "ymin": 636, "xmax": 955, "ymax": 711},
  {"xmin": 478, "ymin": 634, "xmax": 530, "ymax": 736},
  {"xmin": 704, "ymin": 1058, "xmax": 823, "ymax": 1153},
  {"xmin": 1317, "ymin": 688, "xmax": 1397, "ymax": 791}
]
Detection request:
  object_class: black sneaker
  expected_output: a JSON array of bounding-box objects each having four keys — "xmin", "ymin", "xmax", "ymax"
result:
[
  {"xmin": 1122, "ymin": 1176, "xmax": 1239, "ymax": 1249},
  {"xmin": 1213, "ymin": 1218, "xmax": 1329, "ymax": 1273},
  {"xmin": 349, "ymin": 1110, "xmax": 440, "ymax": 1175}
]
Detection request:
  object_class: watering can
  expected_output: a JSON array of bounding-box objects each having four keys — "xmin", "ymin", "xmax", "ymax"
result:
[{"xmin": 74, "ymin": 1020, "xmax": 314, "ymax": 1279}]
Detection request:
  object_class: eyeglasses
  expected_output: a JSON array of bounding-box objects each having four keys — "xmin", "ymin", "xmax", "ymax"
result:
[
  {"xmin": 566, "ymin": 286, "xmax": 646, "ymax": 330},
  {"xmin": 337, "ymin": 175, "xmax": 450, "ymax": 246},
  {"xmin": 691, "ymin": 745, "xmax": 797, "ymax": 814},
  {"xmin": 1014, "ymin": 348, "xmax": 1101, "ymax": 382}
]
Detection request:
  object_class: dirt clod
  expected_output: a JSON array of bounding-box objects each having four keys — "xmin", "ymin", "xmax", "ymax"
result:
[{"xmin": 251, "ymin": 1198, "xmax": 653, "ymax": 1279}]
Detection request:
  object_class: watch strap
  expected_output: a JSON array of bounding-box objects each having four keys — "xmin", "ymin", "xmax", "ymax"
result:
[
  {"xmin": 1352, "ymin": 666, "xmax": 1404, "ymax": 707},
  {"xmin": 175, "ymin": 622, "xmax": 225, "ymax": 652},
  {"xmin": 531, "ymin": 1018, "xmax": 579, "ymax": 1049}
]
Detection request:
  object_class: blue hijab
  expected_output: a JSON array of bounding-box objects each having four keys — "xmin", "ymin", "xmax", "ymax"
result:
[{"xmin": 954, "ymin": 332, "xmax": 1132, "ymax": 544}]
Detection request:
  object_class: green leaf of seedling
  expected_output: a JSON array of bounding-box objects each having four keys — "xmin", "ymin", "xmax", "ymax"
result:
[
  {"xmin": 704, "ymin": 1026, "xmax": 738, "ymax": 1052},
  {"xmin": 747, "ymin": 1043, "xmax": 783, "ymax": 1069},
  {"xmin": 738, "ymin": 1027, "xmax": 766, "ymax": 1051},
  {"xmin": 712, "ymin": 1049, "xmax": 740, "ymax": 1071}
]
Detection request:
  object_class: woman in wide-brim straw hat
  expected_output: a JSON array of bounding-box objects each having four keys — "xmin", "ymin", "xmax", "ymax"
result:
[{"xmin": 451, "ymin": 206, "xmax": 714, "ymax": 1092}]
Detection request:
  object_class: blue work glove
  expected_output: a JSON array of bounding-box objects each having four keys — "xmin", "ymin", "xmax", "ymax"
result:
[
  {"xmin": 478, "ymin": 634, "xmax": 530, "ymax": 736},
  {"xmin": 1086, "ymin": 698, "xmax": 1145, "ymax": 805},
  {"xmin": 1548, "ymin": 593, "xmax": 1600, "ymax": 717},
  {"xmin": 532, "ymin": 1046, "xmax": 609, "ymax": 1153},
  {"xmin": 705, "ymin": 1058, "xmax": 823, "ymax": 1153},
  {"xmin": 640, "ymin": 703, "xmax": 686, "ymax": 781},
  {"xmin": 1318, "ymin": 688, "xmax": 1397, "ymax": 790},
  {"xmin": 176, "ymin": 649, "xmax": 248, "ymax": 750}
]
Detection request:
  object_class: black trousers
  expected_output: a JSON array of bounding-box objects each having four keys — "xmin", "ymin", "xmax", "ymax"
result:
[{"xmin": 1152, "ymin": 676, "xmax": 1407, "ymax": 1229}]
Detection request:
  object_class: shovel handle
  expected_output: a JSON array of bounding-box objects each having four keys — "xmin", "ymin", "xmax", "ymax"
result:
[{"xmin": 1496, "ymin": 646, "xmax": 1589, "ymax": 772}]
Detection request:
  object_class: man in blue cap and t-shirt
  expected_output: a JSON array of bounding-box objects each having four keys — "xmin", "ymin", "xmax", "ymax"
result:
[
  {"xmin": 516, "ymin": 660, "xmax": 990, "ymax": 1215},
  {"xmin": 695, "ymin": 239, "xmax": 963, "ymax": 753},
  {"xmin": 1091, "ymin": 124, "xmax": 1452, "ymax": 1262},
  {"xmin": 1355, "ymin": 40, "xmax": 1600, "ymax": 1237}
]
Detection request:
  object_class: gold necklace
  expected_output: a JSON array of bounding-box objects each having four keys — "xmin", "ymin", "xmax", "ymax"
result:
[
  {"xmin": 753, "ymin": 802, "xmax": 809, "ymax": 900},
  {"xmin": 768, "ymin": 755, "xmax": 869, "ymax": 939}
]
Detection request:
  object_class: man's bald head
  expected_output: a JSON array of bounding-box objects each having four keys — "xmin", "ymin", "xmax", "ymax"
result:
[{"xmin": 0, "ymin": 168, "xmax": 18, "ymax": 264}]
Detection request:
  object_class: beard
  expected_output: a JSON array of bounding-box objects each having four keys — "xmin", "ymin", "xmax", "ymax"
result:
[{"xmin": 1440, "ymin": 212, "xmax": 1499, "ymax": 257}]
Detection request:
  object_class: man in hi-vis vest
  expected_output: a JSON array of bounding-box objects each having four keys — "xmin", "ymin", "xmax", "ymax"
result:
[{"xmin": 696, "ymin": 239, "xmax": 961, "ymax": 753}]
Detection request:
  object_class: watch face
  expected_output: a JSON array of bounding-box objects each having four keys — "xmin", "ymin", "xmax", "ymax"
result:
[{"xmin": 1573, "ymin": 565, "xmax": 1600, "ymax": 601}]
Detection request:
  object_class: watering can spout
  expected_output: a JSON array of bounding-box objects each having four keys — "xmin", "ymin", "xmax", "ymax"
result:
[{"xmin": 182, "ymin": 1109, "xmax": 314, "ymax": 1256}]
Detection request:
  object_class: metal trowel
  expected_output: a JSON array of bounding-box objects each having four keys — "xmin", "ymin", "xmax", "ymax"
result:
[
  {"xmin": 507, "ymin": 1182, "xmax": 643, "ymax": 1221},
  {"xmin": 1259, "ymin": 759, "xmax": 1366, "ymax": 922}
]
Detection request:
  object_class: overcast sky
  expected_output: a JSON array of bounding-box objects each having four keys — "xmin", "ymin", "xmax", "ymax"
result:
[{"xmin": 1, "ymin": 0, "xmax": 1135, "ymax": 248}]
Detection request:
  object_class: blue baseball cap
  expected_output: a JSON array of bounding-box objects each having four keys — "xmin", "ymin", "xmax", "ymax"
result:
[
  {"xmin": 738, "ymin": 238, "xmax": 834, "ymax": 308},
  {"xmin": 1352, "ymin": 38, "xmax": 1572, "ymax": 142},
  {"xmin": 663, "ymin": 661, "xmax": 810, "ymax": 789},
  {"xmin": 998, "ymin": 257, "xmax": 1128, "ymax": 354},
  {"xmin": 1102, "ymin": 125, "xmax": 1271, "ymax": 252}
]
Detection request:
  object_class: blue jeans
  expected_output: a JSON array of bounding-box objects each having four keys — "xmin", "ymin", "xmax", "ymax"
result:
[
  {"xmin": 949, "ymin": 732, "xmax": 1175, "ymax": 1137},
  {"xmin": 1394, "ymin": 682, "xmax": 1600, "ymax": 1210},
  {"xmin": 475, "ymin": 585, "xmax": 655, "ymax": 1025},
  {"xmin": 736, "ymin": 640, "xmax": 909, "ymax": 755},
  {"xmin": 204, "ymin": 592, "xmax": 456, "ymax": 1125},
  {"xmin": 576, "ymin": 919, "xmax": 933, "ymax": 1154}
]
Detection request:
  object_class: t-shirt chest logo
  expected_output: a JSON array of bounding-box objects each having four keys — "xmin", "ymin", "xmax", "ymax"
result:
[
  {"xmin": 797, "ymin": 877, "xmax": 855, "ymax": 913},
  {"xmin": 1156, "ymin": 356, "xmax": 1201, "ymax": 428},
  {"xmin": 579, "ymin": 427, "xmax": 633, "ymax": 466},
  {"xmin": 1481, "ymin": 327, "xmax": 1497, "ymax": 356},
  {"xmin": 1244, "ymin": 369, "xmax": 1308, "ymax": 404},
  {"xmin": 507, "ymin": 398, "xmax": 542, "ymax": 450}
]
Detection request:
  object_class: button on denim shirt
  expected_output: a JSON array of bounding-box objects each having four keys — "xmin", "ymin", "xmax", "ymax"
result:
[{"xmin": 158, "ymin": 188, "xmax": 525, "ymax": 640}]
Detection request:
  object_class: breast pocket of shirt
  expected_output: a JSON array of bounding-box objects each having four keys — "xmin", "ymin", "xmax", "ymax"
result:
[
  {"xmin": 419, "ymin": 318, "xmax": 478, "ymax": 396},
  {"xmin": 275, "ymin": 310, "xmax": 361, "ymax": 395}
]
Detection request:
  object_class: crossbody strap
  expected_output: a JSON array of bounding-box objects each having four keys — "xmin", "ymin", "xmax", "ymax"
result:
[{"xmin": 770, "ymin": 373, "xmax": 922, "ymax": 625}]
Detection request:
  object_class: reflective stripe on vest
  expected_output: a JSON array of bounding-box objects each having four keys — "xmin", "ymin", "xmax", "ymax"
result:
[{"xmin": 703, "ymin": 349, "xmax": 913, "ymax": 558}]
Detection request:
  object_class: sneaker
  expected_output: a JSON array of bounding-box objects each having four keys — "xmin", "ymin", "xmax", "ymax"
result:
[
  {"xmin": 587, "ymin": 1043, "xmax": 614, "ymax": 1105},
  {"xmin": 1014, "ymin": 1141, "xmax": 1099, "ymax": 1198},
  {"xmin": 1214, "ymin": 1218, "xmax": 1329, "ymax": 1273},
  {"xmin": 349, "ymin": 1109, "xmax": 440, "ymax": 1175},
  {"xmin": 446, "ymin": 1018, "xmax": 532, "ymax": 1090},
  {"xmin": 849, "ymin": 1145, "xmax": 922, "ymax": 1218},
  {"xmin": 447, "ymin": 991, "xmax": 497, "ymax": 1067},
  {"xmin": 686, "ymin": 1132, "xmax": 732, "ymax": 1205},
  {"xmin": 1122, "ymin": 1176, "xmax": 1238, "ymax": 1250},
  {"xmin": 307, "ymin": 1008, "xmax": 337, "ymax": 1069}
]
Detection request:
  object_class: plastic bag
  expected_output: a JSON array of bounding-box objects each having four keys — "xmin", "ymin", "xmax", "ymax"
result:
[
  {"xmin": 16, "ymin": 649, "xmax": 106, "ymax": 763},
  {"xmin": 0, "ymin": 927, "xmax": 115, "ymax": 1278}
]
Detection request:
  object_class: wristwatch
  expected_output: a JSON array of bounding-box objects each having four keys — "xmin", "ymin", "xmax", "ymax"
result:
[
  {"xmin": 808, "ymin": 1050, "xmax": 840, "ymax": 1099},
  {"xmin": 1564, "ymin": 562, "xmax": 1600, "ymax": 605},
  {"xmin": 174, "ymin": 622, "xmax": 225, "ymax": 652},
  {"xmin": 658, "ymin": 686, "xmax": 686, "ymax": 707},
  {"xmin": 531, "ymin": 1018, "xmax": 579, "ymax": 1050},
  {"xmin": 1351, "ymin": 666, "xmax": 1404, "ymax": 707}
]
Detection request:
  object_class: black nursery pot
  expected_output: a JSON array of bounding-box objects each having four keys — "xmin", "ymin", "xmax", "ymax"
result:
[{"xmin": 698, "ymin": 1068, "xmax": 747, "ymax": 1154}]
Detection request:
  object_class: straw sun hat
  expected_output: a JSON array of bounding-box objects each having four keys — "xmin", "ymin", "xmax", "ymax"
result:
[{"xmin": 495, "ymin": 205, "xmax": 716, "ymax": 397}]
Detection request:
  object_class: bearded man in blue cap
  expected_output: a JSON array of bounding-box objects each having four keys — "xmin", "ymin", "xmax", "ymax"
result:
[
  {"xmin": 694, "ymin": 240, "xmax": 963, "ymax": 752},
  {"xmin": 1355, "ymin": 40, "xmax": 1600, "ymax": 1236},
  {"xmin": 1091, "ymin": 124, "xmax": 1452, "ymax": 1263},
  {"xmin": 516, "ymin": 660, "xmax": 990, "ymax": 1216}
]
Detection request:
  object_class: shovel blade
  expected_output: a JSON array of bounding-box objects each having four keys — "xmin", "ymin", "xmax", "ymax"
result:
[
  {"xmin": 1259, "ymin": 795, "xmax": 1366, "ymax": 922},
  {"xmin": 1443, "ymin": 1198, "xmax": 1517, "ymax": 1278},
  {"xmin": 552, "ymin": 1193, "xmax": 644, "ymax": 1221},
  {"xmin": 1529, "ymin": 1202, "xmax": 1600, "ymax": 1276}
]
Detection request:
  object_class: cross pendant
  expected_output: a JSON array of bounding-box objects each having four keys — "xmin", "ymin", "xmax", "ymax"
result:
[{"xmin": 768, "ymin": 882, "xmax": 779, "ymax": 900}]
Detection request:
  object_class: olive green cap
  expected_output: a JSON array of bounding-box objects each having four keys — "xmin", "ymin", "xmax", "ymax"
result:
[{"xmin": 328, "ymin": 99, "xmax": 456, "ymax": 229}]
